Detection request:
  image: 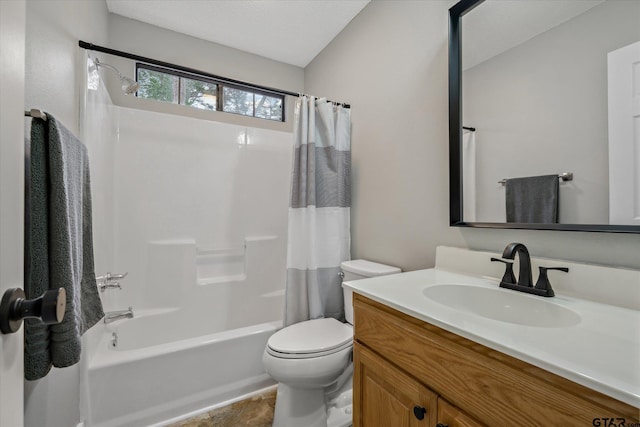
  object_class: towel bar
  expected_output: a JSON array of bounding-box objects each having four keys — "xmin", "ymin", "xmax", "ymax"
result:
[
  {"xmin": 499, "ymin": 172, "xmax": 573, "ymax": 185},
  {"xmin": 24, "ymin": 109, "xmax": 47, "ymax": 121}
]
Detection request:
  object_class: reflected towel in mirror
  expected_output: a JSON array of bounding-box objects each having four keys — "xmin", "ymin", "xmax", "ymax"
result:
[{"xmin": 505, "ymin": 174, "xmax": 559, "ymax": 223}]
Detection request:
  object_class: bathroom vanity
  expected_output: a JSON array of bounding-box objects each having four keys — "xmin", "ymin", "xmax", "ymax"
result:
[{"xmin": 346, "ymin": 247, "xmax": 640, "ymax": 426}]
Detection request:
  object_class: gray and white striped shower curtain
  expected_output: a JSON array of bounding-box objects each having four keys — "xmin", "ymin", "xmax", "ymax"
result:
[{"xmin": 284, "ymin": 96, "xmax": 351, "ymax": 326}]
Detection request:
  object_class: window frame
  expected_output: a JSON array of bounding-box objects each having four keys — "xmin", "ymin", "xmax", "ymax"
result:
[{"xmin": 135, "ymin": 63, "xmax": 285, "ymax": 122}]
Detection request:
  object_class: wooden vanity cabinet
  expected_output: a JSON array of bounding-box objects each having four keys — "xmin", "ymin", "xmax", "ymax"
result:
[
  {"xmin": 437, "ymin": 398, "xmax": 484, "ymax": 427},
  {"xmin": 354, "ymin": 343, "xmax": 438, "ymax": 426},
  {"xmin": 352, "ymin": 294, "xmax": 640, "ymax": 427}
]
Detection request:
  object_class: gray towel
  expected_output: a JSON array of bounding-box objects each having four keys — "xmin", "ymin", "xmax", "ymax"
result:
[
  {"xmin": 505, "ymin": 174, "xmax": 559, "ymax": 223},
  {"xmin": 26, "ymin": 115, "xmax": 104, "ymax": 380}
]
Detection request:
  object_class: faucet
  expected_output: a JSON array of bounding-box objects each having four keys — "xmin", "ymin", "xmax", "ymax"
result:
[
  {"xmin": 104, "ymin": 307, "xmax": 134, "ymax": 324},
  {"xmin": 491, "ymin": 243, "xmax": 568, "ymax": 297},
  {"xmin": 96, "ymin": 272, "xmax": 128, "ymax": 292},
  {"xmin": 501, "ymin": 243, "xmax": 533, "ymax": 288}
]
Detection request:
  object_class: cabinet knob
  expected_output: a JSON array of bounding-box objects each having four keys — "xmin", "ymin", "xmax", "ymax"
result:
[
  {"xmin": 413, "ymin": 405, "xmax": 427, "ymax": 420},
  {"xmin": 436, "ymin": 424, "xmax": 449, "ymax": 427},
  {"xmin": 0, "ymin": 287, "xmax": 66, "ymax": 334}
]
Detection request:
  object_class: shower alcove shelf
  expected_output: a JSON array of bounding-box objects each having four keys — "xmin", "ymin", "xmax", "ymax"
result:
[
  {"xmin": 147, "ymin": 235, "xmax": 279, "ymax": 289},
  {"xmin": 196, "ymin": 245, "xmax": 247, "ymax": 285}
]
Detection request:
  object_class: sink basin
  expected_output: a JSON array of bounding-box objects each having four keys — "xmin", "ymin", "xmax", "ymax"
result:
[{"xmin": 423, "ymin": 284, "xmax": 581, "ymax": 328}]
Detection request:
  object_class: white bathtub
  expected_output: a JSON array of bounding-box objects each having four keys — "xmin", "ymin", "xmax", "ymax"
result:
[{"xmin": 81, "ymin": 313, "xmax": 280, "ymax": 427}]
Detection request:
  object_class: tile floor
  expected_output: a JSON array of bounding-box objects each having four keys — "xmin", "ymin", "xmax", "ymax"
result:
[{"xmin": 169, "ymin": 388, "xmax": 277, "ymax": 427}]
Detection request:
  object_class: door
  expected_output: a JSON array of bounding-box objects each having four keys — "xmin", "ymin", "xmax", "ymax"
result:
[
  {"xmin": 0, "ymin": 0, "xmax": 26, "ymax": 425},
  {"xmin": 353, "ymin": 343, "xmax": 437, "ymax": 427},
  {"xmin": 608, "ymin": 40, "xmax": 640, "ymax": 225}
]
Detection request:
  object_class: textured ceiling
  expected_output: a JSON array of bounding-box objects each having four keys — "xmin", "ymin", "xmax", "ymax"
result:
[{"xmin": 106, "ymin": 0, "xmax": 370, "ymax": 68}]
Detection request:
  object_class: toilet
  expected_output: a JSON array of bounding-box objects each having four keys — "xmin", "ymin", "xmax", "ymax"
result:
[{"xmin": 263, "ymin": 260, "xmax": 401, "ymax": 427}]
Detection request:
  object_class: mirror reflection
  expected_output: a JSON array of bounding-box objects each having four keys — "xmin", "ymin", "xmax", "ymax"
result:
[{"xmin": 461, "ymin": 0, "xmax": 640, "ymax": 225}]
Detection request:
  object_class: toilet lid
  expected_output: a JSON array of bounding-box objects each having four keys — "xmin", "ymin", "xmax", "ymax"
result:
[{"xmin": 267, "ymin": 318, "xmax": 353, "ymax": 358}]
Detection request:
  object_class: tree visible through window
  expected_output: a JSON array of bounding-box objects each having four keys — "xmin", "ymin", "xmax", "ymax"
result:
[
  {"xmin": 182, "ymin": 78, "xmax": 217, "ymax": 111},
  {"xmin": 137, "ymin": 68, "xmax": 178, "ymax": 103},
  {"xmin": 223, "ymin": 87, "xmax": 253, "ymax": 116},
  {"xmin": 136, "ymin": 64, "xmax": 284, "ymax": 121}
]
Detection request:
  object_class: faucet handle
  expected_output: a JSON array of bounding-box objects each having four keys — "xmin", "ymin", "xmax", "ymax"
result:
[
  {"xmin": 99, "ymin": 282, "xmax": 122, "ymax": 292},
  {"xmin": 491, "ymin": 257, "xmax": 516, "ymax": 285},
  {"xmin": 96, "ymin": 272, "xmax": 128, "ymax": 284},
  {"xmin": 534, "ymin": 266, "xmax": 569, "ymax": 297}
]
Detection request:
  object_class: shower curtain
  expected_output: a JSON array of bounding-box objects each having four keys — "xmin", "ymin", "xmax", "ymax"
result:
[
  {"xmin": 284, "ymin": 96, "xmax": 351, "ymax": 326},
  {"xmin": 462, "ymin": 129, "xmax": 477, "ymax": 222}
]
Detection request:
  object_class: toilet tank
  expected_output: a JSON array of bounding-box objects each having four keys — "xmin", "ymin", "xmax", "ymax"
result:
[{"xmin": 341, "ymin": 260, "xmax": 401, "ymax": 325}]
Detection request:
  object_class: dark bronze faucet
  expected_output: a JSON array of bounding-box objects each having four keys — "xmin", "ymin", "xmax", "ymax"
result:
[
  {"xmin": 501, "ymin": 242, "xmax": 533, "ymax": 287},
  {"xmin": 491, "ymin": 243, "xmax": 568, "ymax": 297}
]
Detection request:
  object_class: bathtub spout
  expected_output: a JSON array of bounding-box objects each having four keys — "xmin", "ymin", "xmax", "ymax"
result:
[{"xmin": 104, "ymin": 307, "xmax": 134, "ymax": 324}]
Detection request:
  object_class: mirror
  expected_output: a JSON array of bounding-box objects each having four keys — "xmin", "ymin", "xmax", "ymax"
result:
[{"xmin": 449, "ymin": 0, "xmax": 640, "ymax": 233}]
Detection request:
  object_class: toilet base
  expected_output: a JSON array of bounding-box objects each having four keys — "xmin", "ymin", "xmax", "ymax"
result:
[
  {"xmin": 272, "ymin": 384, "xmax": 328, "ymax": 427},
  {"xmin": 272, "ymin": 374, "xmax": 353, "ymax": 427},
  {"xmin": 326, "ymin": 388, "xmax": 353, "ymax": 427}
]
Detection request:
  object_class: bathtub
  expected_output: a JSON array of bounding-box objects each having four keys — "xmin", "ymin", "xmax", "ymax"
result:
[{"xmin": 81, "ymin": 312, "xmax": 280, "ymax": 427}]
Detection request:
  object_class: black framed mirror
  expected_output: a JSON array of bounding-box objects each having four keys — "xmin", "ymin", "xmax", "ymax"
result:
[{"xmin": 449, "ymin": 0, "xmax": 640, "ymax": 233}]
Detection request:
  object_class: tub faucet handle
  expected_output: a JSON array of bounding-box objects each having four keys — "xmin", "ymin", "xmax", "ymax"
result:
[
  {"xmin": 109, "ymin": 272, "xmax": 128, "ymax": 281},
  {"xmin": 99, "ymin": 282, "xmax": 122, "ymax": 292},
  {"xmin": 97, "ymin": 272, "xmax": 128, "ymax": 288},
  {"xmin": 96, "ymin": 272, "xmax": 129, "ymax": 285}
]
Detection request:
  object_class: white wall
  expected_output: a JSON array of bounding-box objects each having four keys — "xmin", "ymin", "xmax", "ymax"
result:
[
  {"xmin": 24, "ymin": 2, "xmax": 111, "ymax": 427},
  {"xmin": 304, "ymin": 0, "xmax": 640, "ymax": 272},
  {"xmin": 464, "ymin": 0, "xmax": 640, "ymax": 224},
  {"xmin": 305, "ymin": 1, "xmax": 465, "ymax": 272},
  {"xmin": 25, "ymin": 0, "xmax": 109, "ymax": 132}
]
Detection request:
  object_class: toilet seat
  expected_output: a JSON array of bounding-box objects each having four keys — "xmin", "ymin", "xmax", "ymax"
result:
[{"xmin": 267, "ymin": 318, "xmax": 353, "ymax": 359}]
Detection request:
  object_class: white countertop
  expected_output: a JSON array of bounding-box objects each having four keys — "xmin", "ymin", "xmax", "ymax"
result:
[{"xmin": 343, "ymin": 268, "xmax": 640, "ymax": 408}]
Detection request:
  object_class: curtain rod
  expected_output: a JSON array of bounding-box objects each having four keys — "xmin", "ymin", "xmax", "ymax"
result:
[{"xmin": 78, "ymin": 40, "xmax": 350, "ymax": 108}]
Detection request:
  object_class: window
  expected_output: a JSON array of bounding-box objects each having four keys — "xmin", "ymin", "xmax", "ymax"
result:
[{"xmin": 136, "ymin": 64, "xmax": 284, "ymax": 121}]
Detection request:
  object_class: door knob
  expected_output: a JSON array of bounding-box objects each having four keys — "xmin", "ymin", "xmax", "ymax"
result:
[{"xmin": 0, "ymin": 287, "xmax": 66, "ymax": 334}]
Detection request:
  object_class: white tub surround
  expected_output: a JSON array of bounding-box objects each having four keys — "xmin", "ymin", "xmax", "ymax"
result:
[
  {"xmin": 108, "ymin": 106, "xmax": 292, "ymax": 313},
  {"xmin": 81, "ymin": 95, "xmax": 292, "ymax": 426},
  {"xmin": 343, "ymin": 246, "xmax": 640, "ymax": 408}
]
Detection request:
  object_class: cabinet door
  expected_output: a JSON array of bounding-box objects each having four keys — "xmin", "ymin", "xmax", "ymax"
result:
[
  {"xmin": 353, "ymin": 342, "xmax": 437, "ymax": 427},
  {"xmin": 437, "ymin": 398, "xmax": 484, "ymax": 427}
]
